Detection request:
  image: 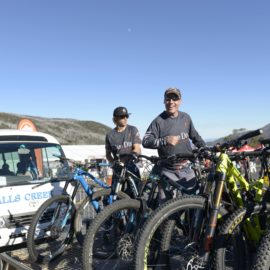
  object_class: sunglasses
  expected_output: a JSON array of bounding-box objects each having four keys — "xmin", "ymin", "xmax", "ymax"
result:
[
  {"xmin": 115, "ymin": 115, "xmax": 129, "ymax": 119},
  {"xmin": 165, "ymin": 96, "xmax": 180, "ymax": 102}
]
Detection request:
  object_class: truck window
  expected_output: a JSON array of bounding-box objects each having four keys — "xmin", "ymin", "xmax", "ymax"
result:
[{"xmin": 0, "ymin": 142, "xmax": 70, "ymax": 186}]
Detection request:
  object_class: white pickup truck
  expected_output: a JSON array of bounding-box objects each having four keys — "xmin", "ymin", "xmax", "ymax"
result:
[{"xmin": 0, "ymin": 130, "xmax": 70, "ymax": 251}]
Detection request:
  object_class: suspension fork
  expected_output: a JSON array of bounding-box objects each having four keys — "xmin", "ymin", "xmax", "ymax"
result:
[
  {"xmin": 126, "ymin": 175, "xmax": 139, "ymax": 197},
  {"xmin": 186, "ymin": 168, "xmax": 215, "ymax": 243},
  {"xmin": 201, "ymin": 171, "xmax": 226, "ymax": 262},
  {"xmin": 146, "ymin": 181, "xmax": 159, "ymax": 209},
  {"xmin": 109, "ymin": 167, "xmax": 126, "ymax": 203},
  {"xmin": 187, "ymin": 196, "xmax": 208, "ymax": 245},
  {"xmin": 51, "ymin": 181, "xmax": 78, "ymax": 223},
  {"xmin": 50, "ymin": 195, "xmax": 74, "ymax": 230},
  {"xmin": 108, "ymin": 181, "xmax": 122, "ymax": 204}
]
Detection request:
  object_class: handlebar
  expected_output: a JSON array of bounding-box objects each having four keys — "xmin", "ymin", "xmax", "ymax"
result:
[
  {"xmin": 116, "ymin": 148, "xmax": 215, "ymax": 165},
  {"xmin": 219, "ymin": 129, "xmax": 263, "ymax": 150},
  {"xmin": 237, "ymin": 129, "xmax": 263, "ymax": 141},
  {"xmin": 137, "ymin": 149, "xmax": 211, "ymax": 165}
]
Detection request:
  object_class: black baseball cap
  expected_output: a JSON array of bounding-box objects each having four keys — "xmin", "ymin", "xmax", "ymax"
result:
[{"xmin": 113, "ymin": 106, "xmax": 130, "ymax": 117}]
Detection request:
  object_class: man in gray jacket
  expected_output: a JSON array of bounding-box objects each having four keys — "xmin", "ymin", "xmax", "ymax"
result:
[
  {"xmin": 106, "ymin": 106, "xmax": 141, "ymax": 184},
  {"xmin": 143, "ymin": 87, "xmax": 205, "ymax": 199}
]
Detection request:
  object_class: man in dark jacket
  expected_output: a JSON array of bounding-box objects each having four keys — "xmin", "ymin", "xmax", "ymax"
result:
[{"xmin": 143, "ymin": 87, "xmax": 205, "ymax": 198}]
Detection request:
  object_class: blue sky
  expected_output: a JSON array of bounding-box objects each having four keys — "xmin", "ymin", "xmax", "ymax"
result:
[{"xmin": 0, "ymin": 1, "xmax": 269, "ymax": 140}]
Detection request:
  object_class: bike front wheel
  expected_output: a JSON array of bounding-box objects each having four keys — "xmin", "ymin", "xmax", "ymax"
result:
[
  {"xmin": 26, "ymin": 195, "xmax": 75, "ymax": 263},
  {"xmin": 213, "ymin": 204, "xmax": 270, "ymax": 270},
  {"xmin": 134, "ymin": 195, "xmax": 208, "ymax": 270},
  {"xmin": 252, "ymin": 227, "xmax": 270, "ymax": 270},
  {"xmin": 74, "ymin": 189, "xmax": 129, "ymax": 246},
  {"xmin": 82, "ymin": 198, "xmax": 143, "ymax": 270}
]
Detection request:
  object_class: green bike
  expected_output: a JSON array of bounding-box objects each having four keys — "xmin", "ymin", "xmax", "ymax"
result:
[{"xmin": 134, "ymin": 129, "xmax": 268, "ymax": 270}]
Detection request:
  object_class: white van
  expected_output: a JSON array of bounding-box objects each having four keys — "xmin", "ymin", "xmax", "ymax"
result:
[{"xmin": 0, "ymin": 130, "xmax": 70, "ymax": 251}]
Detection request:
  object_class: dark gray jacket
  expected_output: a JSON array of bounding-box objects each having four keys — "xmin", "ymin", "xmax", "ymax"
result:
[
  {"xmin": 143, "ymin": 111, "xmax": 205, "ymax": 158},
  {"xmin": 106, "ymin": 125, "xmax": 141, "ymax": 159}
]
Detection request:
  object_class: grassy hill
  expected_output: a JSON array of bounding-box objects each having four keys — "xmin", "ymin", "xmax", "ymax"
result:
[
  {"xmin": 0, "ymin": 112, "xmax": 111, "ymax": 145},
  {"xmin": 1, "ymin": 112, "xmax": 269, "ymax": 146}
]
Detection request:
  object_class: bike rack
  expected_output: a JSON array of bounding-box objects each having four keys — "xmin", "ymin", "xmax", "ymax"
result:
[{"xmin": 0, "ymin": 253, "xmax": 32, "ymax": 270}]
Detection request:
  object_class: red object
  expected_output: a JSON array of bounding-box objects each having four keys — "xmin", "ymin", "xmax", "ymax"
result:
[
  {"xmin": 17, "ymin": 118, "xmax": 37, "ymax": 131},
  {"xmin": 231, "ymin": 144, "xmax": 262, "ymax": 152},
  {"xmin": 232, "ymin": 144, "xmax": 255, "ymax": 152},
  {"xmin": 236, "ymin": 144, "xmax": 255, "ymax": 152}
]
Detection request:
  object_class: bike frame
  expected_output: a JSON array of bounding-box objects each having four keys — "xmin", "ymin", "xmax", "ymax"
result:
[{"xmin": 201, "ymin": 147, "xmax": 269, "ymax": 263}]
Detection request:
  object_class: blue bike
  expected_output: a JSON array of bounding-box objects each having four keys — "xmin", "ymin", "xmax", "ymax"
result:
[{"xmin": 26, "ymin": 158, "xmax": 129, "ymax": 263}]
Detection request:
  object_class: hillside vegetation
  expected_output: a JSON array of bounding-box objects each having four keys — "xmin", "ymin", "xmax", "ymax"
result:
[
  {"xmin": 0, "ymin": 112, "xmax": 269, "ymax": 146},
  {"xmin": 0, "ymin": 112, "xmax": 111, "ymax": 145}
]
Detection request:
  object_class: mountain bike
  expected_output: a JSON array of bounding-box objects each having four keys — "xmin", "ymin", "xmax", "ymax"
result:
[
  {"xmin": 213, "ymin": 142, "xmax": 270, "ymax": 270},
  {"xmin": 249, "ymin": 139, "xmax": 270, "ymax": 270},
  {"xmin": 134, "ymin": 129, "xmax": 267, "ymax": 270},
  {"xmin": 82, "ymin": 152, "xmax": 209, "ymax": 270},
  {"xmin": 26, "ymin": 158, "xmax": 129, "ymax": 263}
]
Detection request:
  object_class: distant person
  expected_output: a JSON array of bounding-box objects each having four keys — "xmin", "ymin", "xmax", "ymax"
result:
[
  {"xmin": 16, "ymin": 161, "xmax": 26, "ymax": 175},
  {"xmin": 17, "ymin": 155, "xmax": 38, "ymax": 179},
  {"xmin": 105, "ymin": 106, "xmax": 141, "ymax": 179},
  {"xmin": 143, "ymin": 87, "xmax": 206, "ymax": 200},
  {"xmin": 0, "ymin": 163, "xmax": 15, "ymax": 176}
]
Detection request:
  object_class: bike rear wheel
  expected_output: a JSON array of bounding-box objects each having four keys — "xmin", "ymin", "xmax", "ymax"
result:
[{"xmin": 26, "ymin": 195, "xmax": 75, "ymax": 263}]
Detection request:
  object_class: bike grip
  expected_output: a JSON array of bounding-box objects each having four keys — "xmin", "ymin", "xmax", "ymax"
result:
[
  {"xmin": 263, "ymin": 146, "xmax": 270, "ymax": 154},
  {"xmin": 237, "ymin": 129, "xmax": 263, "ymax": 141},
  {"xmin": 260, "ymin": 138, "xmax": 270, "ymax": 145}
]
